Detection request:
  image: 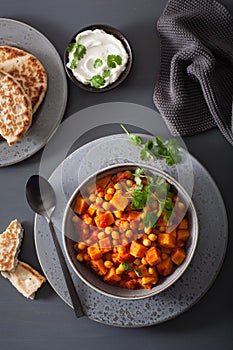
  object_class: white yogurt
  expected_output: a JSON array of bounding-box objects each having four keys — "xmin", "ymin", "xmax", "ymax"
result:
[{"xmin": 67, "ymin": 29, "xmax": 128, "ymax": 88}]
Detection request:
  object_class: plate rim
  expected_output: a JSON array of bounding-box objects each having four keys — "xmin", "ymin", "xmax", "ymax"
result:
[{"xmin": 0, "ymin": 17, "xmax": 68, "ymax": 167}]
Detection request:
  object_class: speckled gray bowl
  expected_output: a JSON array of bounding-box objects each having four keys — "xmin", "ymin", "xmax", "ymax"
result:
[{"xmin": 62, "ymin": 163, "xmax": 198, "ymax": 300}]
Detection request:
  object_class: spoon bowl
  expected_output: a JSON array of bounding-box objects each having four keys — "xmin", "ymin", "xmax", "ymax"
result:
[
  {"xmin": 26, "ymin": 175, "xmax": 55, "ymax": 219},
  {"xmin": 26, "ymin": 175, "xmax": 84, "ymax": 318}
]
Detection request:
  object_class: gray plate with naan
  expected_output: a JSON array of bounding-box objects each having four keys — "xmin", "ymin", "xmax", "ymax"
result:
[{"xmin": 0, "ymin": 18, "xmax": 67, "ymax": 167}]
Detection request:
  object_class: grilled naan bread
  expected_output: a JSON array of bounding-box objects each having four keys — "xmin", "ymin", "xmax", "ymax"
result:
[
  {"xmin": 0, "ymin": 46, "xmax": 47, "ymax": 113},
  {"xmin": 1, "ymin": 260, "xmax": 46, "ymax": 299},
  {"xmin": 0, "ymin": 219, "xmax": 24, "ymax": 272},
  {"xmin": 0, "ymin": 70, "xmax": 32, "ymax": 146}
]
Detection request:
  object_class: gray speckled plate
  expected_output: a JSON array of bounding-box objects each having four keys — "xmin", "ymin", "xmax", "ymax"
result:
[
  {"xmin": 0, "ymin": 18, "xmax": 67, "ymax": 167},
  {"xmin": 34, "ymin": 134, "xmax": 228, "ymax": 327}
]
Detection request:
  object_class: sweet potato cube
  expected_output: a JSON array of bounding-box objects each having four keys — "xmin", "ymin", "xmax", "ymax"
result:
[
  {"xmin": 130, "ymin": 240, "xmax": 147, "ymax": 258},
  {"xmin": 73, "ymin": 197, "xmax": 88, "ymax": 215},
  {"xmin": 110, "ymin": 191, "xmax": 129, "ymax": 211},
  {"xmin": 141, "ymin": 276, "xmax": 159, "ymax": 287},
  {"xmin": 87, "ymin": 245, "xmax": 103, "ymax": 260},
  {"xmin": 137, "ymin": 264, "xmax": 150, "ymax": 277},
  {"xmin": 90, "ymin": 259, "xmax": 107, "ymax": 275},
  {"xmin": 96, "ymin": 175, "xmax": 111, "ymax": 191},
  {"xmin": 87, "ymin": 204, "xmax": 96, "ymax": 217},
  {"xmin": 171, "ymin": 248, "xmax": 186, "ymax": 265},
  {"xmin": 127, "ymin": 211, "xmax": 141, "ymax": 222},
  {"xmin": 145, "ymin": 246, "xmax": 161, "ymax": 266},
  {"xmin": 98, "ymin": 236, "xmax": 111, "ymax": 249},
  {"xmin": 104, "ymin": 267, "xmax": 121, "ymax": 283},
  {"xmin": 124, "ymin": 279, "xmax": 138, "ymax": 289},
  {"xmin": 178, "ymin": 218, "xmax": 188, "ymax": 230},
  {"xmin": 87, "ymin": 175, "xmax": 111, "ymax": 194},
  {"xmin": 177, "ymin": 229, "xmax": 190, "ymax": 241},
  {"xmin": 157, "ymin": 257, "xmax": 174, "ymax": 276},
  {"xmin": 158, "ymin": 233, "xmax": 176, "ymax": 248},
  {"xmin": 94, "ymin": 211, "xmax": 115, "ymax": 228}
]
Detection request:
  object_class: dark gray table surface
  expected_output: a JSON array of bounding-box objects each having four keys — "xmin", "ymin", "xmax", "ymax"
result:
[{"xmin": 1, "ymin": 0, "xmax": 233, "ymax": 349}]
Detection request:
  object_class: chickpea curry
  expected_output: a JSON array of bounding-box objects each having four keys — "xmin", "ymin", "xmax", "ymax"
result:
[{"xmin": 71, "ymin": 168, "xmax": 190, "ymax": 290}]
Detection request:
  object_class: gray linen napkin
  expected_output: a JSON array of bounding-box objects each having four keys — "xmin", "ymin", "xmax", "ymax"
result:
[{"xmin": 153, "ymin": 0, "xmax": 233, "ymax": 145}]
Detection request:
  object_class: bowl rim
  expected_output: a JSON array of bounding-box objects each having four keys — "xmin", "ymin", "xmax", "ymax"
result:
[
  {"xmin": 62, "ymin": 163, "xmax": 199, "ymax": 300},
  {"xmin": 63, "ymin": 24, "xmax": 133, "ymax": 92}
]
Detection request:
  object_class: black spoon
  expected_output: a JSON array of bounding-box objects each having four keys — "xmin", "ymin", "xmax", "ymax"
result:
[{"xmin": 26, "ymin": 175, "xmax": 84, "ymax": 318}]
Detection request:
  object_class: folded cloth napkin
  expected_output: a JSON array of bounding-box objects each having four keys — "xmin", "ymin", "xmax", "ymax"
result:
[{"xmin": 153, "ymin": 0, "xmax": 233, "ymax": 145}]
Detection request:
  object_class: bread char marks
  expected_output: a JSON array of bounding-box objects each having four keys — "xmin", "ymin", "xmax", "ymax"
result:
[
  {"xmin": 0, "ymin": 70, "xmax": 32, "ymax": 146},
  {"xmin": 0, "ymin": 46, "xmax": 47, "ymax": 113},
  {"xmin": 0, "ymin": 220, "xmax": 23, "ymax": 271}
]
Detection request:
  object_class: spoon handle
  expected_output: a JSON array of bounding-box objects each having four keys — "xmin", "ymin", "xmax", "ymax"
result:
[{"xmin": 48, "ymin": 220, "xmax": 84, "ymax": 318}]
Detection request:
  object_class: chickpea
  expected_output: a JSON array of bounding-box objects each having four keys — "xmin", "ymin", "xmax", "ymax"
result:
[
  {"xmin": 144, "ymin": 227, "xmax": 152, "ymax": 235},
  {"xmin": 104, "ymin": 261, "xmax": 113, "ymax": 269},
  {"xmin": 83, "ymin": 216, "xmax": 91, "ymax": 225},
  {"xmin": 143, "ymin": 238, "xmax": 152, "ymax": 247},
  {"xmin": 102, "ymin": 202, "xmax": 110, "ymax": 211},
  {"xmin": 96, "ymin": 197, "xmax": 103, "ymax": 205},
  {"xmin": 105, "ymin": 226, "xmax": 113, "ymax": 235},
  {"xmin": 125, "ymin": 229, "xmax": 133, "ymax": 238},
  {"xmin": 89, "ymin": 194, "xmax": 96, "ymax": 202},
  {"xmin": 138, "ymin": 222, "xmax": 144, "ymax": 231},
  {"xmin": 76, "ymin": 253, "xmax": 84, "ymax": 262},
  {"xmin": 178, "ymin": 202, "xmax": 185, "ymax": 210},
  {"xmin": 107, "ymin": 187, "xmax": 115, "ymax": 195},
  {"xmin": 126, "ymin": 179, "xmax": 133, "ymax": 187},
  {"xmin": 114, "ymin": 210, "xmax": 123, "ymax": 218},
  {"xmin": 148, "ymin": 233, "xmax": 157, "ymax": 241},
  {"xmin": 98, "ymin": 191, "xmax": 104, "ymax": 198},
  {"xmin": 112, "ymin": 231, "xmax": 120, "ymax": 240},
  {"xmin": 98, "ymin": 231, "xmax": 105, "ymax": 240},
  {"xmin": 78, "ymin": 242, "xmax": 86, "ymax": 250},
  {"xmin": 130, "ymin": 221, "xmax": 138, "ymax": 230},
  {"xmin": 114, "ymin": 183, "xmax": 121, "ymax": 190},
  {"xmin": 72, "ymin": 215, "xmax": 79, "ymax": 223},
  {"xmin": 148, "ymin": 267, "xmax": 157, "ymax": 275},
  {"xmin": 141, "ymin": 257, "xmax": 147, "ymax": 265},
  {"xmin": 104, "ymin": 193, "xmax": 112, "ymax": 201},
  {"xmin": 112, "ymin": 239, "xmax": 119, "ymax": 247}
]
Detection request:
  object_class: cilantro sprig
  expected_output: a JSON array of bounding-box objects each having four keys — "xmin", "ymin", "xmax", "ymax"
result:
[
  {"xmin": 93, "ymin": 58, "xmax": 103, "ymax": 69},
  {"xmin": 90, "ymin": 69, "xmax": 111, "ymax": 88},
  {"xmin": 107, "ymin": 54, "xmax": 122, "ymax": 68},
  {"xmin": 67, "ymin": 41, "xmax": 86, "ymax": 70},
  {"xmin": 130, "ymin": 168, "xmax": 175, "ymax": 228},
  {"xmin": 121, "ymin": 124, "xmax": 181, "ymax": 166}
]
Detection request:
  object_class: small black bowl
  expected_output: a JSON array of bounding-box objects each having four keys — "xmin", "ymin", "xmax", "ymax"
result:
[{"xmin": 64, "ymin": 24, "xmax": 133, "ymax": 92}]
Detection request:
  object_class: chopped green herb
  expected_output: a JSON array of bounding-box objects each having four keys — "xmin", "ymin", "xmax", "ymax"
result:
[
  {"xmin": 90, "ymin": 74, "xmax": 106, "ymax": 88},
  {"xmin": 67, "ymin": 42, "xmax": 86, "ymax": 70},
  {"xmin": 102, "ymin": 69, "xmax": 111, "ymax": 78},
  {"xmin": 121, "ymin": 124, "xmax": 142, "ymax": 147},
  {"xmin": 122, "ymin": 262, "xmax": 132, "ymax": 271},
  {"xmin": 107, "ymin": 54, "xmax": 122, "ymax": 68},
  {"xmin": 93, "ymin": 58, "xmax": 103, "ymax": 69},
  {"xmin": 163, "ymin": 199, "xmax": 175, "ymax": 223},
  {"xmin": 121, "ymin": 124, "xmax": 182, "ymax": 166},
  {"xmin": 131, "ymin": 190, "xmax": 148, "ymax": 209},
  {"xmin": 134, "ymin": 268, "xmax": 142, "ymax": 277}
]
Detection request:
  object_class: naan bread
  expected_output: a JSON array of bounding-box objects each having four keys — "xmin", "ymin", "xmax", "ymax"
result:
[
  {"xmin": 1, "ymin": 260, "xmax": 46, "ymax": 299},
  {"xmin": 0, "ymin": 46, "xmax": 47, "ymax": 113},
  {"xmin": 0, "ymin": 220, "xmax": 24, "ymax": 272},
  {"xmin": 0, "ymin": 70, "xmax": 32, "ymax": 146}
]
